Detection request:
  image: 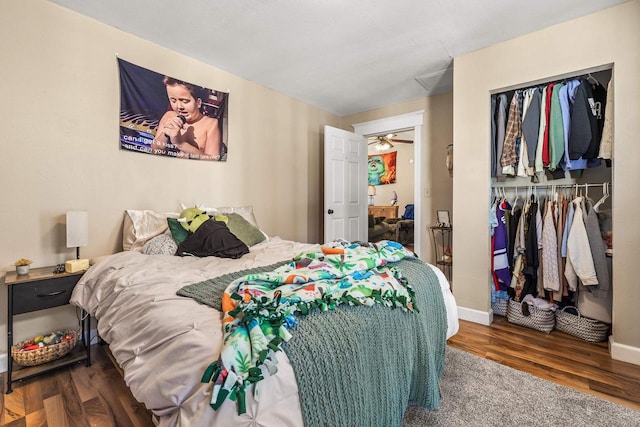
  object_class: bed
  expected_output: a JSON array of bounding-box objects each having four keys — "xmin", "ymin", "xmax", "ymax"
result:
[{"xmin": 70, "ymin": 208, "xmax": 458, "ymax": 427}]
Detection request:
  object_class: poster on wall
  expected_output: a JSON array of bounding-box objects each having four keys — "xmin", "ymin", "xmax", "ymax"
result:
[
  {"xmin": 367, "ymin": 151, "xmax": 396, "ymax": 185},
  {"xmin": 118, "ymin": 58, "xmax": 228, "ymax": 161}
]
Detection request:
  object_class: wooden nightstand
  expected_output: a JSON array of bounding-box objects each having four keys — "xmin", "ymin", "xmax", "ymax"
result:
[{"xmin": 5, "ymin": 266, "xmax": 91, "ymax": 394}]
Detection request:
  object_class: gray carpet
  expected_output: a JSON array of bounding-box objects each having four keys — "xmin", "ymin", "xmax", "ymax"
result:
[{"xmin": 403, "ymin": 347, "xmax": 640, "ymax": 427}]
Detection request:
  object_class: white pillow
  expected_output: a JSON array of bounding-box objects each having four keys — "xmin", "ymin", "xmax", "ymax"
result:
[{"xmin": 123, "ymin": 210, "xmax": 179, "ymax": 251}]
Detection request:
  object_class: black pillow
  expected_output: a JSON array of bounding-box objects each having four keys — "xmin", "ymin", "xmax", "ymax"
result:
[{"xmin": 176, "ymin": 219, "xmax": 249, "ymax": 259}]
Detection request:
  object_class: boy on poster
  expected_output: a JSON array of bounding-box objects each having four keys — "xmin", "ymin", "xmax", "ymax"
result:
[{"xmin": 118, "ymin": 58, "xmax": 229, "ymax": 161}]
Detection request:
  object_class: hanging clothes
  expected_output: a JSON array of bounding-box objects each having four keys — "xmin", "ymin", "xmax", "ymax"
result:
[
  {"xmin": 599, "ymin": 78, "xmax": 613, "ymax": 161},
  {"xmin": 522, "ymin": 87, "xmax": 542, "ymax": 176},
  {"xmin": 534, "ymin": 85, "xmax": 548, "ymax": 175},
  {"xmin": 583, "ymin": 80, "xmax": 607, "ymax": 159},
  {"xmin": 541, "ymin": 198, "xmax": 561, "ymax": 292},
  {"xmin": 548, "ymin": 83, "xmax": 565, "ymax": 171},
  {"xmin": 495, "ymin": 93, "xmax": 509, "ymax": 180},
  {"xmin": 565, "ymin": 196, "xmax": 598, "ymax": 289},
  {"xmin": 559, "ymin": 79, "xmax": 587, "ymax": 172},
  {"xmin": 491, "ymin": 95, "xmax": 497, "ymax": 179},
  {"xmin": 584, "ymin": 198, "xmax": 610, "ymax": 291},
  {"xmin": 500, "ymin": 92, "xmax": 522, "ymax": 176},
  {"xmin": 507, "ymin": 204, "xmax": 521, "ymax": 272},
  {"xmin": 521, "ymin": 198, "xmax": 540, "ymax": 299},
  {"xmin": 555, "ymin": 195, "xmax": 570, "ymax": 301},
  {"xmin": 517, "ymin": 89, "xmax": 534, "ymax": 177},
  {"xmin": 542, "ymin": 83, "xmax": 556, "ymax": 167},
  {"xmin": 510, "ymin": 201, "xmax": 528, "ymax": 301},
  {"xmin": 492, "ymin": 73, "xmax": 610, "ymax": 181},
  {"xmin": 493, "ymin": 200, "xmax": 512, "ymax": 291}
]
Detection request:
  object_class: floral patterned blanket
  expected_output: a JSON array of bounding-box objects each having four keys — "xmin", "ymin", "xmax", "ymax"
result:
[{"xmin": 201, "ymin": 240, "xmax": 417, "ymax": 414}]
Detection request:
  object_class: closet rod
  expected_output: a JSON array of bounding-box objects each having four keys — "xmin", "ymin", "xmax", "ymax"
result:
[
  {"xmin": 492, "ymin": 182, "xmax": 609, "ymax": 190},
  {"xmin": 490, "ymin": 63, "xmax": 613, "ymax": 95}
]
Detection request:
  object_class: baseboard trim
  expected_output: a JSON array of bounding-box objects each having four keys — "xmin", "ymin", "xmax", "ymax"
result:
[
  {"xmin": 609, "ymin": 336, "xmax": 640, "ymax": 366},
  {"xmin": 457, "ymin": 306, "xmax": 492, "ymax": 326}
]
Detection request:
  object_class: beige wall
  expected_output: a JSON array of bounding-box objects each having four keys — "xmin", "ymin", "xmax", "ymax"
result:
[
  {"xmin": 453, "ymin": 1, "xmax": 640, "ymax": 363},
  {"xmin": 0, "ymin": 1, "xmax": 340, "ymax": 354},
  {"xmin": 367, "ymin": 137, "xmax": 415, "ymax": 213},
  {"xmin": 342, "ymin": 93, "xmax": 454, "ymax": 264}
]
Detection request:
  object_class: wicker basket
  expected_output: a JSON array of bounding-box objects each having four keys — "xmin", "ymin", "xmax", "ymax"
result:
[
  {"xmin": 506, "ymin": 298, "xmax": 555, "ymax": 333},
  {"xmin": 555, "ymin": 306, "xmax": 610, "ymax": 342},
  {"xmin": 11, "ymin": 330, "xmax": 78, "ymax": 367},
  {"xmin": 491, "ymin": 298, "xmax": 508, "ymax": 317}
]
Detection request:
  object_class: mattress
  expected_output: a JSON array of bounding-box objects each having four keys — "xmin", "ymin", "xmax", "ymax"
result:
[{"xmin": 70, "ymin": 237, "xmax": 458, "ymax": 426}]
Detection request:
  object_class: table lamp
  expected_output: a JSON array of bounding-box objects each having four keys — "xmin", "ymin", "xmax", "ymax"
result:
[
  {"xmin": 368, "ymin": 185, "xmax": 376, "ymax": 206},
  {"xmin": 66, "ymin": 211, "xmax": 89, "ymax": 272}
]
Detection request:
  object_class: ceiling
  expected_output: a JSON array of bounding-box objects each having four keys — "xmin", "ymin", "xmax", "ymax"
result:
[{"xmin": 48, "ymin": 0, "xmax": 628, "ymax": 116}]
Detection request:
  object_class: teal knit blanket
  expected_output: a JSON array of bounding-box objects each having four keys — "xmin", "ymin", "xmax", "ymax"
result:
[{"xmin": 178, "ymin": 256, "xmax": 447, "ymax": 427}]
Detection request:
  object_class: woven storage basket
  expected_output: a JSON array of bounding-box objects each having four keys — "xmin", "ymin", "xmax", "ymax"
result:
[
  {"xmin": 11, "ymin": 329, "xmax": 78, "ymax": 367},
  {"xmin": 555, "ymin": 306, "xmax": 610, "ymax": 342},
  {"xmin": 491, "ymin": 298, "xmax": 508, "ymax": 317},
  {"xmin": 506, "ymin": 298, "xmax": 555, "ymax": 333}
]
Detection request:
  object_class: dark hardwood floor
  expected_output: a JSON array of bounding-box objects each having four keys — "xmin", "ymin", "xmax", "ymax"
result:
[
  {"xmin": 1, "ymin": 344, "xmax": 155, "ymax": 427},
  {"xmin": 2, "ymin": 316, "xmax": 638, "ymax": 425}
]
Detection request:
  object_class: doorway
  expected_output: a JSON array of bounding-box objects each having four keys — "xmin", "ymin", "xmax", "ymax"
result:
[
  {"xmin": 366, "ymin": 130, "xmax": 415, "ymax": 251},
  {"xmin": 353, "ymin": 111, "xmax": 424, "ymax": 257}
]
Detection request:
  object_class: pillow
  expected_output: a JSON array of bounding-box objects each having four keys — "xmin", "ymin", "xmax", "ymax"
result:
[
  {"xmin": 89, "ymin": 255, "xmax": 112, "ymax": 266},
  {"xmin": 167, "ymin": 217, "xmax": 190, "ymax": 244},
  {"xmin": 225, "ymin": 213, "xmax": 267, "ymax": 247},
  {"xmin": 142, "ymin": 231, "xmax": 178, "ymax": 256},
  {"xmin": 123, "ymin": 210, "xmax": 179, "ymax": 251},
  {"xmin": 176, "ymin": 220, "xmax": 249, "ymax": 259},
  {"xmin": 180, "ymin": 204, "xmax": 259, "ymax": 228}
]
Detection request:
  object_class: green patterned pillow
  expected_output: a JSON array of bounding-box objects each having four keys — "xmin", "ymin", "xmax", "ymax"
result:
[
  {"xmin": 225, "ymin": 213, "xmax": 266, "ymax": 247},
  {"xmin": 167, "ymin": 217, "xmax": 190, "ymax": 244}
]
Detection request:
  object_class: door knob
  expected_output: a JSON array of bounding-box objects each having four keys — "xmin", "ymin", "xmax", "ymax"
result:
[{"xmin": 328, "ymin": 209, "xmax": 334, "ymax": 214}]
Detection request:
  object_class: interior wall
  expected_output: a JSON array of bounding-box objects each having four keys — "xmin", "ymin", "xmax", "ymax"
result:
[
  {"xmin": 0, "ymin": 0, "xmax": 340, "ymax": 354},
  {"xmin": 452, "ymin": 0, "xmax": 640, "ymax": 362},
  {"xmin": 368, "ymin": 136, "xmax": 415, "ymax": 213},
  {"xmin": 342, "ymin": 93, "xmax": 454, "ymax": 265}
]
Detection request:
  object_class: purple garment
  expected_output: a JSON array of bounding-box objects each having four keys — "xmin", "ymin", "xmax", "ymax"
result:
[
  {"xmin": 493, "ymin": 200, "xmax": 512, "ymax": 290},
  {"xmin": 561, "ymin": 202, "xmax": 575, "ymax": 257}
]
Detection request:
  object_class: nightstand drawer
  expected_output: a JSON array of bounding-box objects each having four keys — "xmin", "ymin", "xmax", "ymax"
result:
[{"xmin": 12, "ymin": 275, "xmax": 77, "ymax": 315}]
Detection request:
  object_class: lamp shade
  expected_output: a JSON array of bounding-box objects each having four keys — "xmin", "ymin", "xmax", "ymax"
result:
[
  {"xmin": 66, "ymin": 211, "xmax": 88, "ymax": 248},
  {"xmin": 376, "ymin": 141, "xmax": 392, "ymax": 151},
  {"xmin": 367, "ymin": 185, "xmax": 376, "ymax": 196}
]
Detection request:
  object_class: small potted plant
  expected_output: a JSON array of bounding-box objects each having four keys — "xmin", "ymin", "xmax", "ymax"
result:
[{"xmin": 14, "ymin": 259, "xmax": 32, "ymax": 275}]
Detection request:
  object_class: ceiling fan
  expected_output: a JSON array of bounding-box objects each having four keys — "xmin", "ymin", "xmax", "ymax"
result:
[{"xmin": 368, "ymin": 133, "xmax": 413, "ymax": 151}]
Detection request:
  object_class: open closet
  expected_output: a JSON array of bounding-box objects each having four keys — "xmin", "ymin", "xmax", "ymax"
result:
[{"xmin": 488, "ymin": 67, "xmax": 614, "ymax": 340}]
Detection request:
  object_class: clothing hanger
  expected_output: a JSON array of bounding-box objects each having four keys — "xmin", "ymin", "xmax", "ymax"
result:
[
  {"xmin": 586, "ymin": 73, "xmax": 599, "ymax": 85},
  {"xmin": 593, "ymin": 182, "xmax": 609, "ymax": 212},
  {"xmin": 525, "ymin": 186, "xmax": 533, "ymax": 210},
  {"xmin": 508, "ymin": 186, "xmax": 517, "ymax": 208}
]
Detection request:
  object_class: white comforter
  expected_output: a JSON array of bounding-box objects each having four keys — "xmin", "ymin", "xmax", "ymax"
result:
[{"xmin": 70, "ymin": 237, "xmax": 458, "ymax": 427}]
